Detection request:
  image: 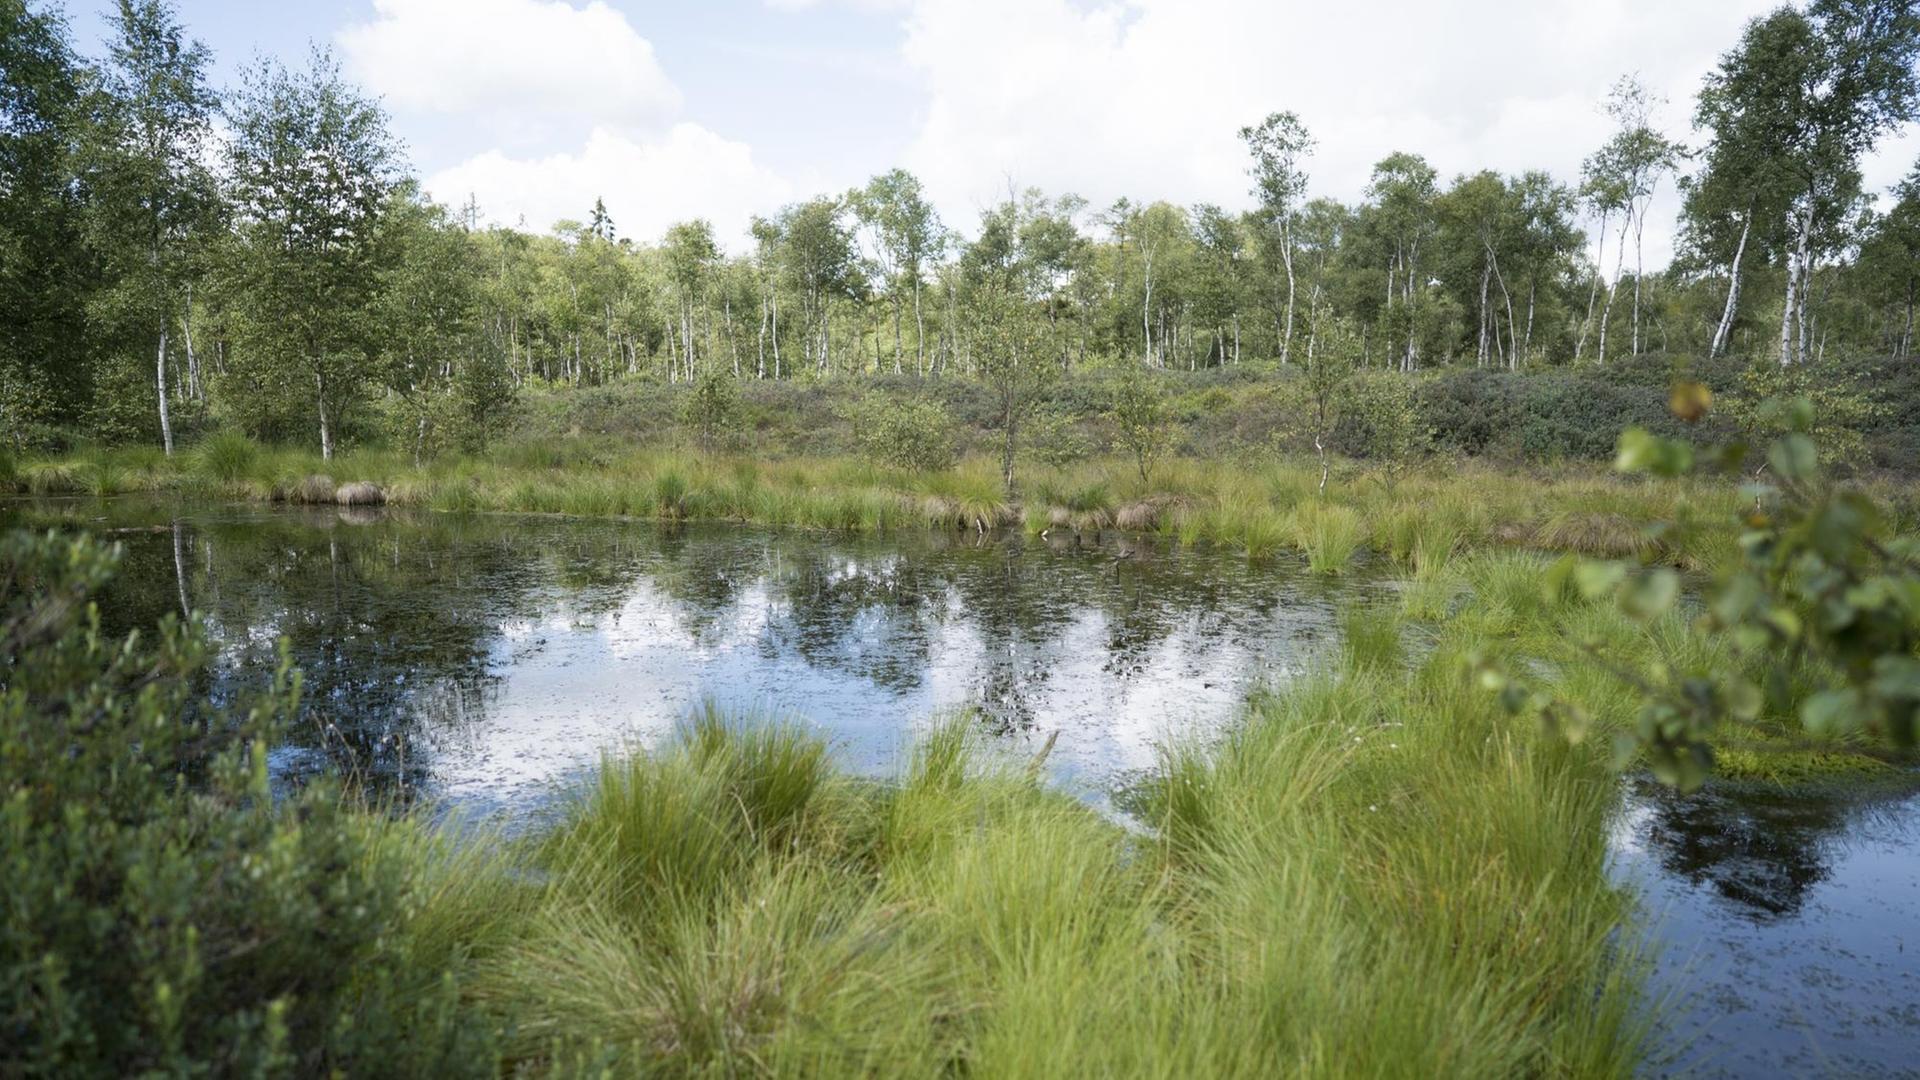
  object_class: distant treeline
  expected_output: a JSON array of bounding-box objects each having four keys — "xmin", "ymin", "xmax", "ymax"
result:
[{"xmin": 4, "ymin": 0, "xmax": 1920, "ymax": 462}]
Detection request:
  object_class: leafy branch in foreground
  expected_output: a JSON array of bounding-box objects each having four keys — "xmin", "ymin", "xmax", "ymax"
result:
[
  {"xmin": 0, "ymin": 530, "xmax": 495, "ymax": 1074},
  {"xmin": 1476, "ymin": 390, "xmax": 1920, "ymax": 791}
]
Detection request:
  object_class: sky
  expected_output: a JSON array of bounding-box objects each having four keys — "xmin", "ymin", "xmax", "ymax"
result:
[{"xmin": 69, "ymin": 0, "xmax": 1920, "ymax": 262}]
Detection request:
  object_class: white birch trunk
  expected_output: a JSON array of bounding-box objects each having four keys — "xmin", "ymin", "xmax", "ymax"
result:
[
  {"xmin": 1710, "ymin": 216, "xmax": 1751, "ymax": 358},
  {"xmin": 156, "ymin": 326, "xmax": 173, "ymax": 457},
  {"xmin": 316, "ymin": 370, "xmax": 333, "ymax": 461},
  {"xmin": 1280, "ymin": 216, "xmax": 1296, "ymax": 365}
]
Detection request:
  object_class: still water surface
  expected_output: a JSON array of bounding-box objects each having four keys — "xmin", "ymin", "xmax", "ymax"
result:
[
  {"xmin": 17, "ymin": 497, "xmax": 1362, "ymax": 813},
  {"xmin": 6, "ymin": 496, "xmax": 1917, "ymax": 1078}
]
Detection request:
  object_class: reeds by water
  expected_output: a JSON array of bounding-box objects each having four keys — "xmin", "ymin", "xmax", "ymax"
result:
[{"xmin": 14, "ymin": 434, "xmax": 1763, "ymax": 576}]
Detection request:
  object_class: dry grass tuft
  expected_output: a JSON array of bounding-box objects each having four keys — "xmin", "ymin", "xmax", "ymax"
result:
[{"xmin": 335, "ymin": 481, "xmax": 387, "ymax": 506}]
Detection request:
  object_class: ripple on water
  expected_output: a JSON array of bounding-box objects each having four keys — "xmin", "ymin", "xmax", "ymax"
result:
[{"xmin": 1611, "ymin": 778, "xmax": 1920, "ymax": 1078}]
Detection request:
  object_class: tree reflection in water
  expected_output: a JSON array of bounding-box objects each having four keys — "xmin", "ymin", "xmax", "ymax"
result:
[{"xmin": 6, "ymin": 496, "xmax": 1359, "ymax": 807}]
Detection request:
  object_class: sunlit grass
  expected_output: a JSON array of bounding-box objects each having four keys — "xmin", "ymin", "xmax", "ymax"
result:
[
  {"xmin": 15, "ymin": 440, "xmax": 1756, "ymax": 578},
  {"xmin": 402, "ymin": 681, "xmax": 1653, "ymax": 1077}
]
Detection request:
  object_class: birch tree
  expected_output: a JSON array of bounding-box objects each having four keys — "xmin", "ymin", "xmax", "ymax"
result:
[
  {"xmin": 224, "ymin": 48, "xmax": 400, "ymax": 459},
  {"xmin": 82, "ymin": 0, "xmax": 220, "ymax": 456},
  {"xmin": 663, "ymin": 219, "xmax": 719, "ymax": 381},
  {"xmin": 1365, "ymin": 153, "xmax": 1438, "ymax": 372},
  {"xmin": 1240, "ymin": 111, "xmax": 1313, "ymax": 364},
  {"xmin": 850, "ymin": 169, "xmax": 943, "ymax": 375},
  {"xmin": 1582, "ymin": 77, "xmax": 1678, "ymax": 363},
  {"xmin": 1686, "ymin": 12, "xmax": 1806, "ymax": 359}
]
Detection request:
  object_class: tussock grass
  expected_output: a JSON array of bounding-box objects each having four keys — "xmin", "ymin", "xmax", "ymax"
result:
[
  {"xmin": 1288, "ymin": 502, "xmax": 1365, "ymax": 574},
  {"xmin": 335, "ymin": 481, "xmax": 385, "ymax": 506},
  {"xmin": 279, "ymin": 473, "xmax": 336, "ymax": 504},
  {"xmin": 192, "ymin": 430, "xmax": 259, "ymax": 484},
  {"xmin": 385, "ymin": 668, "xmax": 1655, "ymax": 1077},
  {"xmin": 1534, "ymin": 510, "xmax": 1657, "ymax": 559},
  {"xmin": 12, "ymin": 442, "xmax": 1760, "ymax": 575},
  {"xmin": 76, "ymin": 454, "xmax": 130, "ymax": 497}
]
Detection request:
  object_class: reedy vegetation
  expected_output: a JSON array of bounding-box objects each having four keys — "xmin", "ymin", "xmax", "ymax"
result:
[
  {"xmin": 7, "ymin": 425, "xmax": 1913, "ymax": 1072},
  {"xmin": 8, "ymin": 428, "xmax": 1794, "ymax": 575}
]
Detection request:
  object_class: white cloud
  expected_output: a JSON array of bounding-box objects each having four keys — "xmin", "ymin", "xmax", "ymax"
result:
[
  {"xmin": 895, "ymin": 0, "xmax": 1795, "ymax": 267},
  {"xmin": 339, "ymin": 0, "xmax": 681, "ymax": 143},
  {"xmin": 343, "ymin": 0, "xmax": 796, "ymax": 245},
  {"xmin": 763, "ymin": 0, "xmax": 908, "ymax": 11},
  {"xmin": 424, "ymin": 123, "xmax": 793, "ymax": 248}
]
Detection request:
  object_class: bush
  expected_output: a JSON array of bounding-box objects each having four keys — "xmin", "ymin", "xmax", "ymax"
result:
[
  {"xmin": 1720, "ymin": 360, "xmax": 1882, "ymax": 473},
  {"xmin": 680, "ymin": 371, "xmax": 743, "ymax": 450},
  {"xmin": 1332, "ymin": 370, "xmax": 1426, "ymax": 479},
  {"xmin": 0, "ymin": 530, "xmax": 497, "ymax": 1075},
  {"xmin": 1108, "ymin": 367, "xmax": 1179, "ymax": 484},
  {"xmin": 852, "ymin": 395, "xmax": 957, "ymax": 472},
  {"xmin": 1025, "ymin": 404, "xmax": 1095, "ymax": 467},
  {"xmin": 1418, "ymin": 368, "xmax": 1707, "ymax": 463}
]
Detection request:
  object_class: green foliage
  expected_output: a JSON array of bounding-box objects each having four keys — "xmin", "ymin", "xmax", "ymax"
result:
[
  {"xmin": 973, "ymin": 283, "xmax": 1061, "ymax": 497},
  {"xmin": 453, "ymin": 346, "xmax": 517, "ymax": 452},
  {"xmin": 1108, "ymin": 366, "xmax": 1179, "ymax": 484},
  {"xmin": 680, "ymin": 370, "xmax": 743, "ymax": 450},
  {"xmin": 852, "ymin": 394, "xmax": 956, "ymax": 471},
  {"xmin": 1720, "ymin": 362, "xmax": 1881, "ymax": 472},
  {"xmin": 223, "ymin": 49, "xmax": 402, "ymax": 459},
  {"xmin": 1335, "ymin": 368, "xmax": 1427, "ymax": 482},
  {"xmin": 1024, "ymin": 404, "xmax": 1094, "ymax": 468},
  {"xmin": 0, "ymin": 530, "xmax": 498, "ymax": 1074},
  {"xmin": 1482, "ymin": 394, "xmax": 1920, "ymax": 791},
  {"xmin": 193, "ymin": 428, "xmax": 259, "ymax": 482}
]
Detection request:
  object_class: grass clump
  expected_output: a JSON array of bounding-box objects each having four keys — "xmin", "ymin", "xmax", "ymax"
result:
[
  {"xmin": 1289, "ymin": 502, "xmax": 1365, "ymax": 574},
  {"xmin": 76, "ymin": 453, "xmax": 130, "ymax": 496},
  {"xmin": 193, "ymin": 429, "xmax": 260, "ymax": 484},
  {"xmin": 450, "ymin": 678, "xmax": 1651, "ymax": 1077},
  {"xmin": 1534, "ymin": 509, "xmax": 1658, "ymax": 559},
  {"xmin": 22, "ymin": 459, "xmax": 80, "ymax": 495}
]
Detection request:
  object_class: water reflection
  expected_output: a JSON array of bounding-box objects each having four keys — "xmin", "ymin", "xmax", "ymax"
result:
[
  {"xmin": 5, "ymin": 497, "xmax": 1359, "ymax": 812},
  {"xmin": 1613, "ymin": 779, "xmax": 1920, "ymax": 1077},
  {"xmin": 1626, "ymin": 779, "xmax": 1854, "ymax": 920}
]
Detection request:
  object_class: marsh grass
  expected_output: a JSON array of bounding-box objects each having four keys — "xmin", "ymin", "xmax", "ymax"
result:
[
  {"xmin": 1340, "ymin": 603, "xmax": 1404, "ymax": 673},
  {"xmin": 1288, "ymin": 502, "xmax": 1365, "ymax": 574},
  {"xmin": 76, "ymin": 454, "xmax": 130, "ymax": 497},
  {"xmin": 19, "ymin": 441, "xmax": 1887, "ymax": 1072},
  {"xmin": 14, "ymin": 441, "xmax": 1758, "ymax": 575},
  {"xmin": 390, "ymin": 633, "xmax": 1658, "ymax": 1078},
  {"xmin": 193, "ymin": 430, "xmax": 259, "ymax": 484}
]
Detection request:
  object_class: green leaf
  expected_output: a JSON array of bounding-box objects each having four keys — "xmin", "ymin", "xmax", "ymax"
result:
[
  {"xmin": 1609, "ymin": 733, "xmax": 1640, "ymax": 771},
  {"xmin": 1647, "ymin": 743, "xmax": 1679, "ymax": 786},
  {"xmin": 1801, "ymin": 688, "xmax": 1865, "ymax": 736},
  {"xmin": 1573, "ymin": 560, "xmax": 1627, "ymax": 601},
  {"xmin": 1767, "ymin": 433, "xmax": 1817, "ymax": 483},
  {"xmin": 1674, "ymin": 744, "xmax": 1712, "ymax": 794},
  {"xmin": 1615, "ymin": 428, "xmax": 1694, "ymax": 477},
  {"xmin": 1619, "ymin": 569, "xmax": 1680, "ymax": 621},
  {"xmin": 1726, "ymin": 679, "xmax": 1763, "ymax": 722},
  {"xmin": 1870, "ymin": 656, "xmax": 1920, "ymax": 702},
  {"xmin": 1711, "ymin": 574, "xmax": 1762, "ymax": 627},
  {"xmin": 1542, "ymin": 554, "xmax": 1577, "ymax": 604}
]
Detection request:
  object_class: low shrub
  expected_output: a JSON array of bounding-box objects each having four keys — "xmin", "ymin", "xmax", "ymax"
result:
[
  {"xmin": 0, "ymin": 530, "xmax": 499, "ymax": 1075},
  {"xmin": 680, "ymin": 371, "xmax": 744, "ymax": 450},
  {"xmin": 853, "ymin": 395, "xmax": 958, "ymax": 472}
]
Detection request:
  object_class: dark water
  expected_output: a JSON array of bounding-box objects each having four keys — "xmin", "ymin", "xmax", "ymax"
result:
[
  {"xmin": 1612, "ymin": 780, "xmax": 1920, "ymax": 1078},
  {"xmin": 3, "ymin": 496, "xmax": 1363, "ymax": 815},
  {"xmin": 7, "ymin": 496, "xmax": 1918, "ymax": 1076}
]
